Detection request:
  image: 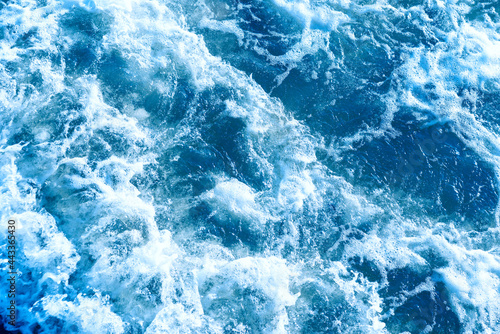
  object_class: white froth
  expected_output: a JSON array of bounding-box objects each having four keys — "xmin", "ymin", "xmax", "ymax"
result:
[
  {"xmin": 204, "ymin": 177, "xmax": 271, "ymax": 225},
  {"xmin": 431, "ymin": 236, "xmax": 500, "ymax": 331},
  {"xmin": 273, "ymin": 0, "xmax": 351, "ymax": 31},
  {"xmin": 36, "ymin": 293, "xmax": 125, "ymax": 333},
  {"xmin": 324, "ymin": 261, "xmax": 387, "ymax": 333},
  {"xmin": 2, "ymin": 0, "xmax": 500, "ymax": 332},
  {"xmin": 198, "ymin": 256, "xmax": 298, "ymax": 333}
]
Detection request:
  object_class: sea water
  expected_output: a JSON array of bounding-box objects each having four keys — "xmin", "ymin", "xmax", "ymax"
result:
[{"xmin": 1, "ymin": 0, "xmax": 500, "ymax": 333}]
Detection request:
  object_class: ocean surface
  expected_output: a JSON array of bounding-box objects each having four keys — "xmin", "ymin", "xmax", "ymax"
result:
[{"xmin": 1, "ymin": 0, "xmax": 500, "ymax": 333}]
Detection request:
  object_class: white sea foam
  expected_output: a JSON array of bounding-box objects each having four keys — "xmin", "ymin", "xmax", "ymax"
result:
[
  {"xmin": 36, "ymin": 293, "xmax": 125, "ymax": 333},
  {"xmin": 392, "ymin": 2, "xmax": 500, "ymax": 232},
  {"xmin": 2, "ymin": 0, "xmax": 500, "ymax": 332},
  {"xmin": 426, "ymin": 235, "xmax": 500, "ymax": 332},
  {"xmin": 197, "ymin": 256, "xmax": 298, "ymax": 333},
  {"xmin": 273, "ymin": 0, "xmax": 351, "ymax": 31},
  {"xmin": 203, "ymin": 177, "xmax": 272, "ymax": 225}
]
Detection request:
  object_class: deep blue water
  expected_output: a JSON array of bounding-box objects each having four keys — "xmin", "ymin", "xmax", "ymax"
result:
[{"xmin": 1, "ymin": 0, "xmax": 500, "ymax": 333}]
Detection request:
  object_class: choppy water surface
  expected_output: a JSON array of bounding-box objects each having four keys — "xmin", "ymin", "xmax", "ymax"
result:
[{"xmin": 1, "ymin": 0, "xmax": 500, "ymax": 333}]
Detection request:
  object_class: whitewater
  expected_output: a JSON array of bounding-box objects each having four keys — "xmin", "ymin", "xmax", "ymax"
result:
[{"xmin": 1, "ymin": 0, "xmax": 500, "ymax": 333}]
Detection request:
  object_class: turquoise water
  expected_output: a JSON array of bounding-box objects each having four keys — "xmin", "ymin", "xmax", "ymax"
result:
[{"xmin": 1, "ymin": 0, "xmax": 500, "ymax": 333}]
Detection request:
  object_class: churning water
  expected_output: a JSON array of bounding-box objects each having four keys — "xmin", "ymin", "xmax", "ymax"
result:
[{"xmin": 1, "ymin": 0, "xmax": 500, "ymax": 333}]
